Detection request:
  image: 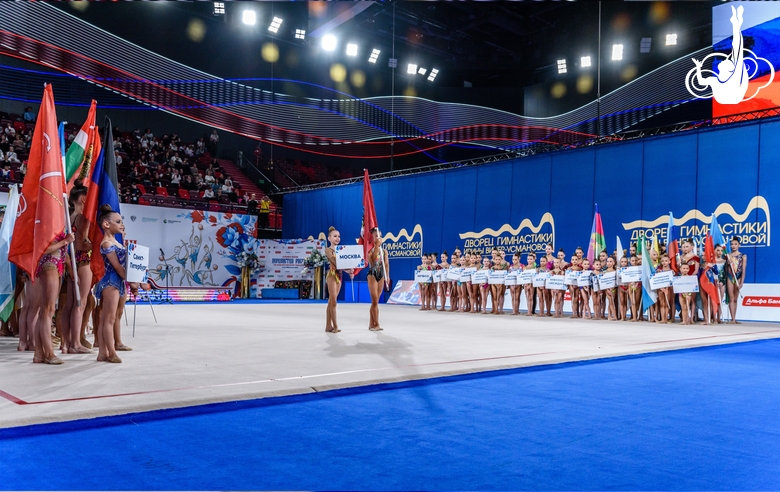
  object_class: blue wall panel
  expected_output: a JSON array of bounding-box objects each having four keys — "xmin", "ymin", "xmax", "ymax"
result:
[{"xmin": 284, "ymin": 119, "xmax": 776, "ymax": 284}]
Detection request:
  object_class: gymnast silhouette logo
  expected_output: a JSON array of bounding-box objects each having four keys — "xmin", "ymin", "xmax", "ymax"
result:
[{"xmin": 686, "ymin": 5, "xmax": 774, "ymax": 105}]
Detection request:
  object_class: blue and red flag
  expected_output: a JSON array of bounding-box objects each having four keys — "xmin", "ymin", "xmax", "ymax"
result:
[
  {"xmin": 667, "ymin": 212, "xmax": 680, "ymax": 274},
  {"xmin": 700, "ymin": 233, "xmax": 720, "ymax": 314},
  {"xmin": 84, "ymin": 116, "xmax": 121, "ymax": 282}
]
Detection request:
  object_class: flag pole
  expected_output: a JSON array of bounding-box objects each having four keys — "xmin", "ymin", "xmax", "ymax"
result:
[{"xmin": 59, "ymin": 118, "xmax": 81, "ymax": 306}]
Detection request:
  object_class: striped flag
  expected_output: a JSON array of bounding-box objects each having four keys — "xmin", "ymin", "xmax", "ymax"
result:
[
  {"xmin": 65, "ymin": 100, "xmax": 100, "ymax": 189},
  {"xmin": 0, "ymin": 185, "xmax": 20, "ymax": 322},
  {"xmin": 586, "ymin": 204, "xmax": 606, "ymax": 265},
  {"xmin": 710, "ymin": 213, "xmax": 726, "ymax": 249},
  {"xmin": 667, "ymin": 212, "xmax": 680, "ymax": 274},
  {"xmin": 641, "ymin": 232, "xmax": 657, "ymax": 311},
  {"xmin": 85, "ymin": 117, "xmax": 121, "ymax": 282},
  {"xmin": 700, "ymin": 233, "xmax": 720, "ymax": 314},
  {"xmin": 616, "ymin": 236, "xmax": 624, "ymax": 265}
]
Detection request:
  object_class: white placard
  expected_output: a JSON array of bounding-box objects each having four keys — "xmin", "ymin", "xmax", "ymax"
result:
[
  {"xmin": 447, "ymin": 268, "xmax": 463, "ymax": 281},
  {"xmin": 432, "ymin": 270, "xmax": 442, "ymax": 283},
  {"xmin": 673, "ymin": 275, "xmax": 700, "ymax": 293},
  {"xmin": 335, "ymin": 245, "xmax": 365, "ymax": 270},
  {"xmin": 650, "ymin": 270, "xmax": 674, "ymax": 290},
  {"xmin": 472, "ymin": 270, "xmax": 488, "ymax": 285},
  {"xmin": 461, "ymin": 267, "xmax": 476, "ymax": 283},
  {"xmin": 564, "ymin": 270, "xmax": 580, "ymax": 286},
  {"xmin": 546, "ymin": 275, "xmax": 566, "ymax": 290},
  {"xmin": 126, "ymin": 243, "xmax": 150, "ymax": 283},
  {"xmin": 415, "ymin": 270, "xmax": 433, "ymax": 283},
  {"xmin": 577, "ymin": 271, "xmax": 592, "ymax": 287},
  {"xmin": 620, "ymin": 266, "xmax": 642, "ymax": 283},
  {"xmin": 518, "ymin": 270, "xmax": 536, "ymax": 285},
  {"xmin": 597, "ymin": 271, "xmax": 617, "ymax": 290},
  {"xmin": 488, "ymin": 271, "xmax": 507, "ymax": 285},
  {"xmin": 505, "ymin": 272, "xmax": 518, "ymax": 286},
  {"xmin": 533, "ymin": 272, "xmax": 550, "ymax": 288}
]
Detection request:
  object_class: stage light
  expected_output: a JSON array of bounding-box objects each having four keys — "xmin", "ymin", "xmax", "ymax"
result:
[
  {"xmin": 268, "ymin": 17, "xmax": 283, "ymax": 33},
  {"xmin": 242, "ymin": 10, "xmax": 256, "ymax": 26},
  {"xmin": 611, "ymin": 44, "xmax": 623, "ymax": 61},
  {"xmin": 427, "ymin": 68, "xmax": 439, "ymax": 82},
  {"xmin": 368, "ymin": 49, "xmax": 380, "ymax": 63},
  {"xmin": 407, "ymin": 63, "xmax": 418, "ymax": 74},
  {"xmin": 557, "ymin": 59, "xmax": 567, "ymax": 74},
  {"xmin": 581, "ymin": 56, "xmax": 592, "ymax": 68},
  {"xmin": 418, "ymin": 67, "xmax": 427, "ymax": 75},
  {"xmin": 213, "ymin": 2, "xmax": 225, "ymax": 15},
  {"xmin": 666, "ymin": 33, "xmax": 677, "ymax": 46},
  {"xmin": 295, "ymin": 29, "xmax": 306, "ymax": 40},
  {"xmin": 640, "ymin": 37, "xmax": 652, "ymax": 53},
  {"xmin": 388, "ymin": 58, "xmax": 397, "ymax": 68},
  {"xmin": 346, "ymin": 43, "xmax": 358, "ymax": 57},
  {"xmin": 322, "ymin": 34, "xmax": 337, "ymax": 51}
]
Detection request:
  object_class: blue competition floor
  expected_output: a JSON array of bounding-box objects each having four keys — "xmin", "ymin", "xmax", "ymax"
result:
[{"xmin": 2, "ymin": 339, "xmax": 779, "ymax": 490}]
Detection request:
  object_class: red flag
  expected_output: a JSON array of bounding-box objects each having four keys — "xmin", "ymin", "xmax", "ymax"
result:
[
  {"xmin": 356, "ymin": 169, "xmax": 378, "ymax": 275},
  {"xmin": 9, "ymin": 84, "xmax": 66, "ymax": 280},
  {"xmin": 700, "ymin": 234, "xmax": 719, "ymax": 315}
]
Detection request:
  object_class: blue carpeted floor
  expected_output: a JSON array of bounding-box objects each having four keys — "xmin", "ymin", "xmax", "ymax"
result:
[{"xmin": 2, "ymin": 339, "xmax": 779, "ymax": 490}]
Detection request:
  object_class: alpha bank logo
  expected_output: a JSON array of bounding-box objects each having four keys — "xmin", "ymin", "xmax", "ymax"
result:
[
  {"xmin": 686, "ymin": 5, "xmax": 775, "ymax": 105},
  {"xmin": 459, "ymin": 213, "xmax": 555, "ymax": 255},
  {"xmin": 621, "ymin": 196, "xmax": 770, "ymax": 247},
  {"xmin": 383, "ymin": 224, "xmax": 423, "ymax": 259}
]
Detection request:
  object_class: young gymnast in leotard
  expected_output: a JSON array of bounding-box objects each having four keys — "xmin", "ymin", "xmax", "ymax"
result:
[
  {"xmin": 367, "ymin": 227, "xmax": 390, "ymax": 331},
  {"xmin": 579, "ymin": 258, "xmax": 593, "ymax": 320},
  {"xmin": 524, "ymin": 253, "xmax": 537, "ymax": 316},
  {"xmin": 617, "ymin": 256, "xmax": 630, "ymax": 321},
  {"xmin": 568, "ymin": 255, "xmax": 582, "ymax": 318},
  {"xmin": 491, "ymin": 248, "xmax": 508, "ymax": 315},
  {"xmin": 551, "ymin": 258, "xmax": 565, "ymax": 318},
  {"xmin": 604, "ymin": 257, "xmax": 618, "ymax": 321},
  {"xmin": 509, "ymin": 252, "xmax": 522, "ymax": 315},
  {"xmin": 536, "ymin": 257, "xmax": 549, "ymax": 318},
  {"xmin": 656, "ymin": 254, "xmax": 673, "ymax": 324},
  {"xmin": 438, "ymin": 251, "xmax": 449, "ymax": 311},
  {"xmin": 324, "ymin": 226, "xmax": 353, "ymax": 333},
  {"xmin": 479, "ymin": 256, "xmax": 492, "ymax": 314},
  {"xmin": 678, "ymin": 263, "xmax": 694, "ymax": 325}
]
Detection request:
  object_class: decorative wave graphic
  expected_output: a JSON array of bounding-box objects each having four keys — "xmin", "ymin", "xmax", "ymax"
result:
[
  {"xmin": 383, "ymin": 225, "xmax": 423, "ymax": 243},
  {"xmin": 0, "ymin": 2, "xmax": 709, "ymax": 161},
  {"xmin": 621, "ymin": 196, "xmax": 770, "ymax": 245},
  {"xmin": 459, "ymin": 213, "xmax": 555, "ymax": 240}
]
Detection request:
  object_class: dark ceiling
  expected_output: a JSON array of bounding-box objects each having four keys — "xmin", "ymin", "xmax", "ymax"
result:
[{"xmin": 57, "ymin": 1, "xmax": 712, "ymax": 93}]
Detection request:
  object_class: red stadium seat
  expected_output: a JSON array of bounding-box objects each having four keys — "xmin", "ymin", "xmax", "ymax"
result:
[
  {"xmin": 177, "ymin": 188, "xmax": 189, "ymax": 199},
  {"xmin": 156, "ymin": 187, "xmax": 169, "ymax": 197},
  {"xmin": 136, "ymin": 184, "xmax": 147, "ymax": 194}
]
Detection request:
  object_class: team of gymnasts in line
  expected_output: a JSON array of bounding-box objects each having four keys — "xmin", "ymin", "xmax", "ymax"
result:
[{"xmin": 413, "ymin": 238, "xmax": 747, "ymax": 325}]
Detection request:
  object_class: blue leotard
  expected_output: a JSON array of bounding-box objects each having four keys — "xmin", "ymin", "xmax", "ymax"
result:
[{"xmin": 95, "ymin": 244, "xmax": 127, "ymax": 298}]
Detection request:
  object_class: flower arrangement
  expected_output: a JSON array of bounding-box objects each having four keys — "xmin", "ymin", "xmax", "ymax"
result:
[
  {"xmin": 301, "ymin": 249, "xmax": 326, "ymax": 275},
  {"xmin": 236, "ymin": 251, "xmax": 264, "ymax": 274}
]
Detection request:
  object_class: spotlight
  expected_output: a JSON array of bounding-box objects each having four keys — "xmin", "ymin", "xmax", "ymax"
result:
[
  {"xmin": 268, "ymin": 17, "xmax": 283, "ymax": 33},
  {"xmin": 388, "ymin": 58, "xmax": 398, "ymax": 68},
  {"xmin": 322, "ymin": 34, "xmax": 337, "ymax": 51},
  {"xmin": 213, "ymin": 2, "xmax": 225, "ymax": 15},
  {"xmin": 295, "ymin": 29, "xmax": 306, "ymax": 40},
  {"xmin": 557, "ymin": 59, "xmax": 567, "ymax": 74},
  {"xmin": 581, "ymin": 56, "xmax": 592, "ymax": 68},
  {"xmin": 611, "ymin": 44, "xmax": 623, "ymax": 61},
  {"xmin": 407, "ymin": 63, "xmax": 418, "ymax": 74},
  {"xmin": 427, "ymin": 68, "xmax": 439, "ymax": 82},
  {"xmin": 418, "ymin": 67, "xmax": 427, "ymax": 75},
  {"xmin": 242, "ymin": 10, "xmax": 256, "ymax": 26},
  {"xmin": 640, "ymin": 37, "xmax": 652, "ymax": 53},
  {"xmin": 666, "ymin": 33, "xmax": 677, "ymax": 46},
  {"xmin": 346, "ymin": 43, "xmax": 358, "ymax": 57},
  {"xmin": 368, "ymin": 49, "xmax": 380, "ymax": 63}
]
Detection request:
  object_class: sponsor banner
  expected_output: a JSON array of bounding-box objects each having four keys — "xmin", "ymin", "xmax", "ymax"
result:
[
  {"xmin": 256, "ymin": 239, "xmax": 326, "ymax": 296},
  {"xmin": 383, "ymin": 225, "xmax": 423, "ymax": 259},
  {"xmin": 622, "ymin": 197, "xmax": 770, "ymax": 249},
  {"xmin": 459, "ymin": 213, "xmax": 555, "ymax": 256},
  {"xmin": 737, "ymin": 284, "xmax": 780, "ymax": 322},
  {"xmin": 126, "ymin": 243, "xmax": 149, "ymax": 283},
  {"xmin": 122, "ymin": 204, "xmax": 258, "ymax": 294}
]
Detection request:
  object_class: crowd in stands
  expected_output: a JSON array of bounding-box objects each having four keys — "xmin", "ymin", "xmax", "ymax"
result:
[{"xmin": 0, "ymin": 107, "xmax": 283, "ymax": 227}]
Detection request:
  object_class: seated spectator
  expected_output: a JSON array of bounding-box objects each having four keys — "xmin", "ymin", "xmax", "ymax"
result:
[
  {"xmin": 171, "ymin": 170, "xmax": 181, "ymax": 185},
  {"xmin": 184, "ymin": 145, "xmax": 194, "ymax": 157},
  {"xmin": 204, "ymin": 170, "xmax": 215, "ymax": 184},
  {"xmin": 182, "ymin": 175, "xmax": 195, "ymax": 191},
  {"xmin": 1, "ymin": 164, "xmax": 11, "ymax": 180},
  {"xmin": 0, "ymin": 148, "xmax": 4, "ymax": 164},
  {"xmin": 143, "ymin": 128, "xmax": 154, "ymax": 140},
  {"xmin": 18, "ymin": 161, "xmax": 26, "ymax": 179},
  {"xmin": 241, "ymin": 191, "xmax": 250, "ymax": 205},
  {"xmin": 0, "ymin": 134, "xmax": 9, "ymax": 153},
  {"xmin": 126, "ymin": 182, "xmax": 141, "ymax": 204},
  {"xmin": 23, "ymin": 107, "xmax": 36, "ymax": 123},
  {"xmin": 203, "ymin": 188, "xmax": 214, "ymax": 199},
  {"xmin": 132, "ymin": 128, "xmax": 141, "ymax": 141},
  {"xmin": 4, "ymin": 123, "xmax": 15, "ymax": 138},
  {"xmin": 114, "ymin": 151, "xmax": 123, "ymax": 166},
  {"xmin": 221, "ymin": 181, "xmax": 233, "ymax": 194},
  {"xmin": 5, "ymin": 147, "xmax": 19, "ymax": 164}
]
